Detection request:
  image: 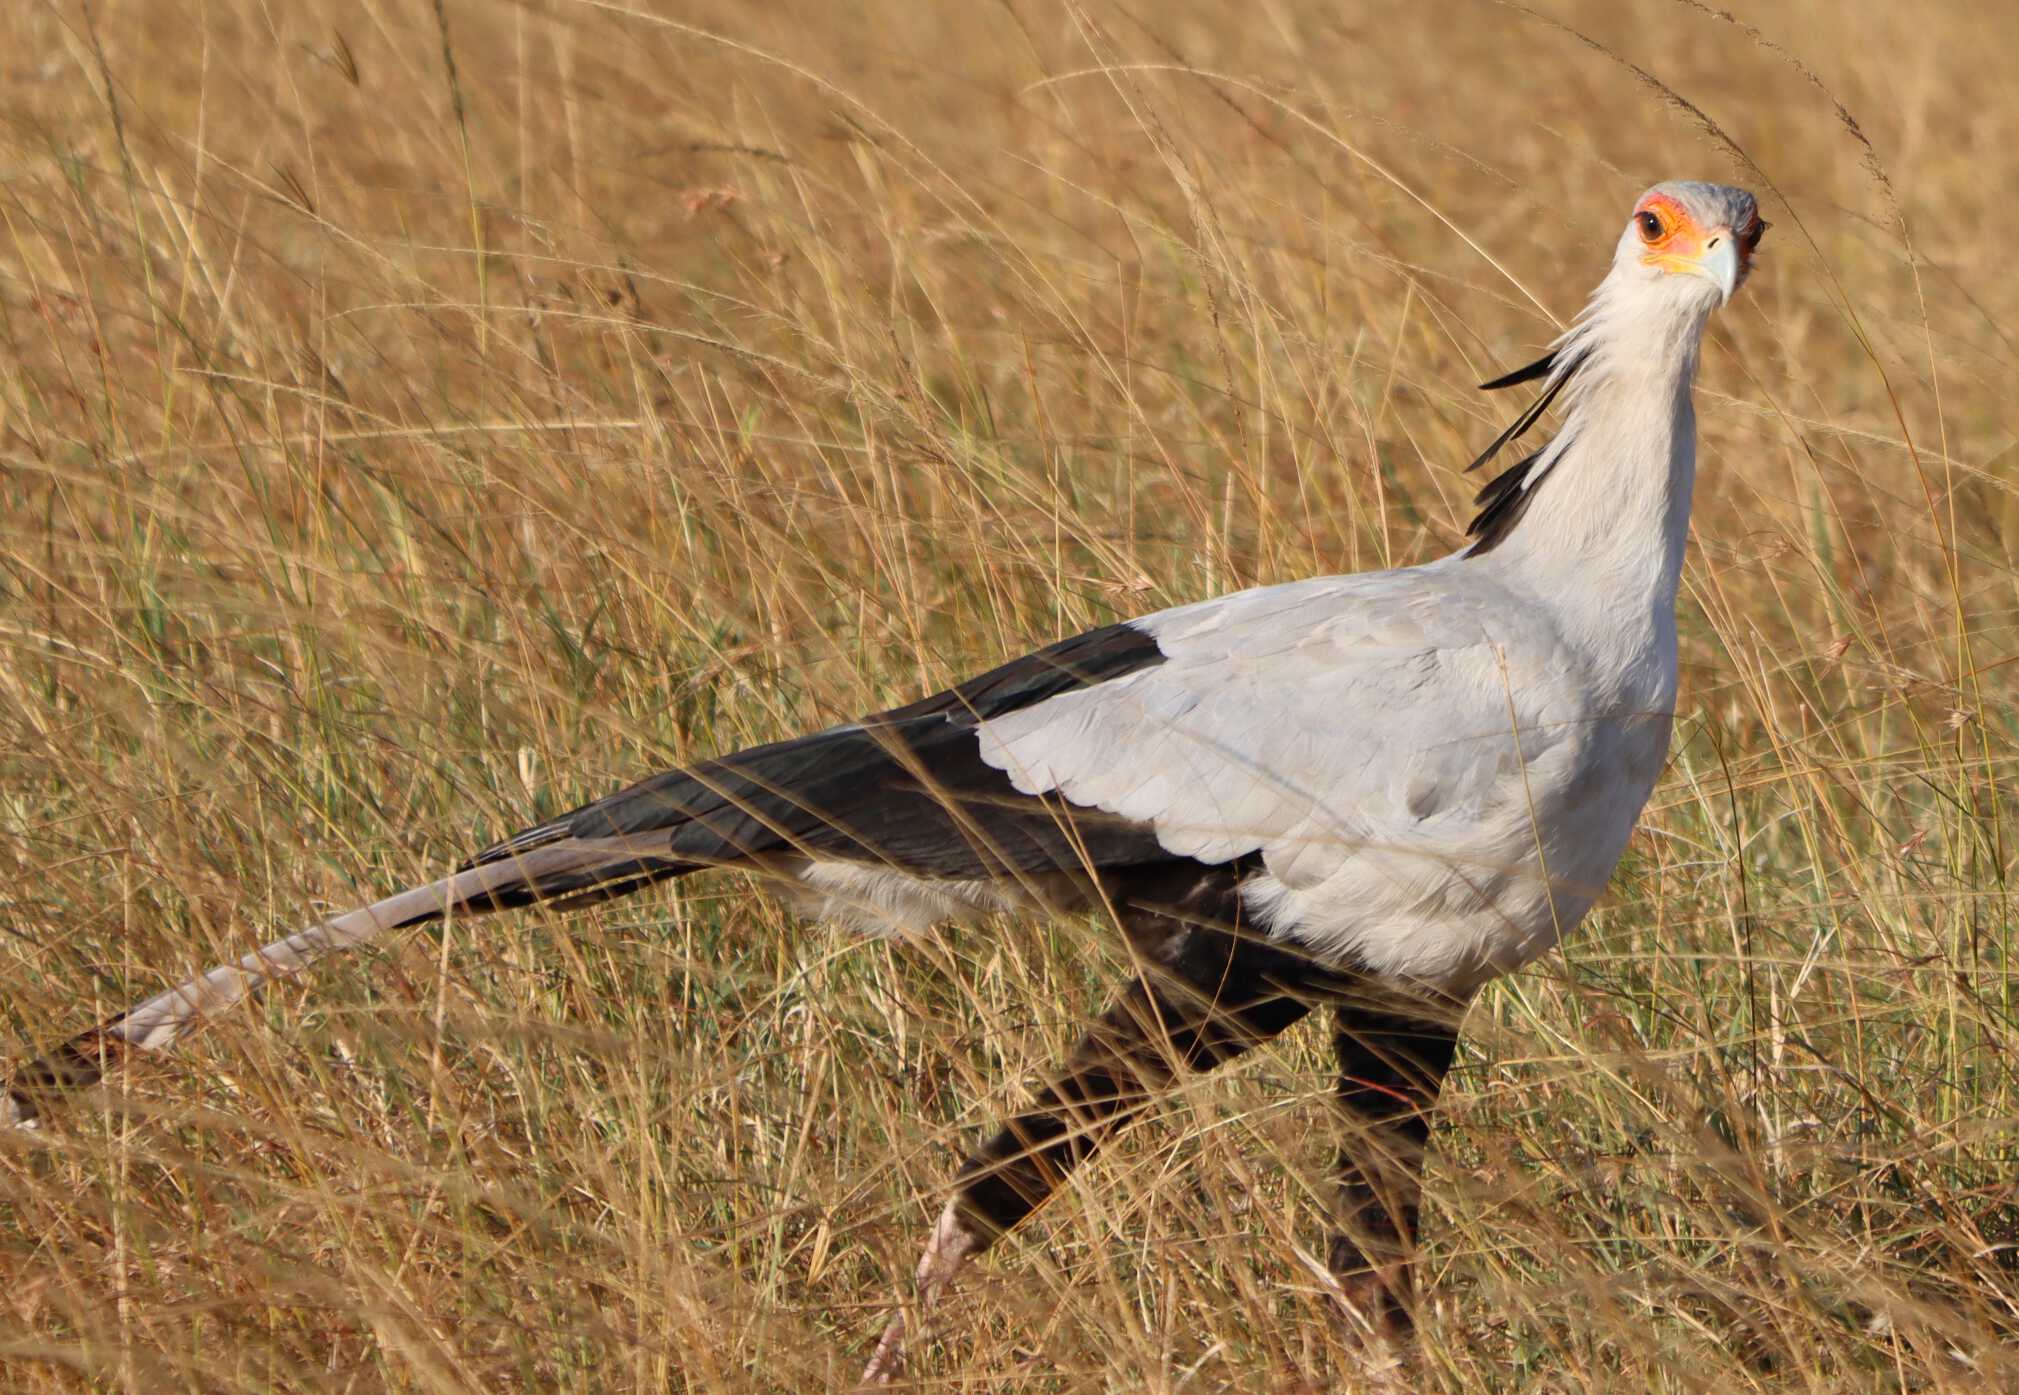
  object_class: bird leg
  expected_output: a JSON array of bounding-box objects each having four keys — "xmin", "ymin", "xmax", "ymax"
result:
[
  {"xmin": 1324, "ymin": 997, "xmax": 1460, "ymax": 1340},
  {"xmin": 860, "ymin": 1198, "xmax": 984, "ymax": 1385},
  {"xmin": 861, "ymin": 919, "xmax": 1315, "ymax": 1383}
]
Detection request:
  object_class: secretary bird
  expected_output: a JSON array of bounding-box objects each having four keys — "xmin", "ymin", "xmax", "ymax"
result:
[{"xmin": 8, "ymin": 181, "xmax": 1764, "ymax": 1379}]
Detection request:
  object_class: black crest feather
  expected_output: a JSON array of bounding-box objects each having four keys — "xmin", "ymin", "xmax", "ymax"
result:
[
  {"xmin": 1477, "ymin": 351, "xmax": 1558, "ymax": 392},
  {"xmin": 1465, "ymin": 349, "xmax": 1583, "ymax": 475},
  {"xmin": 1464, "ymin": 449, "xmax": 1546, "ymax": 556},
  {"xmin": 1463, "ymin": 348, "xmax": 1586, "ymax": 557}
]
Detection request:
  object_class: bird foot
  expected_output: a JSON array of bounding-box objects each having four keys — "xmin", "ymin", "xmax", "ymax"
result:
[
  {"xmin": 858, "ymin": 1200, "xmax": 983, "ymax": 1385},
  {"xmin": 1330, "ymin": 1268, "xmax": 1415, "ymax": 1345},
  {"xmin": 1319, "ymin": 1266, "xmax": 1422, "ymax": 1395},
  {"xmin": 858, "ymin": 1309, "xmax": 911, "ymax": 1387}
]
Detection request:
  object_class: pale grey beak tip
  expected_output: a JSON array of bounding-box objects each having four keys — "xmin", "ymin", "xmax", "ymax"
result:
[{"xmin": 1703, "ymin": 237, "xmax": 1742, "ymax": 305}]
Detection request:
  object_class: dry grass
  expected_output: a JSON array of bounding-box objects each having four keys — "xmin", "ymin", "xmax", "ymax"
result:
[{"xmin": 1, "ymin": 0, "xmax": 2015, "ymax": 1390}]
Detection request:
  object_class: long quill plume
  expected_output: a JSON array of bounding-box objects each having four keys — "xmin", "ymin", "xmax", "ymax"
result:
[{"xmin": 1460, "ymin": 345, "xmax": 1584, "ymax": 554}]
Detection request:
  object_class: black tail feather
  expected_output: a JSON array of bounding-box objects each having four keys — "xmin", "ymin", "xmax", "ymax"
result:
[
  {"xmin": 458, "ymin": 620, "xmax": 1176, "ymax": 907},
  {"xmin": 4, "ymin": 621, "xmax": 1175, "ymax": 1125}
]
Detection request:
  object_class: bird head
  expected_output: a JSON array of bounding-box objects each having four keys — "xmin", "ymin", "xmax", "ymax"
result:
[
  {"xmin": 1613, "ymin": 181, "xmax": 1766, "ymax": 311},
  {"xmin": 1463, "ymin": 180, "xmax": 1767, "ymax": 556}
]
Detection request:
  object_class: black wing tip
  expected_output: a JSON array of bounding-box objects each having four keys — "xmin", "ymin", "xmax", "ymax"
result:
[
  {"xmin": 459, "ymin": 618, "xmax": 1173, "ymax": 897},
  {"xmin": 460, "ymin": 818, "xmax": 575, "ymax": 872},
  {"xmin": 875, "ymin": 619, "xmax": 1166, "ymax": 728}
]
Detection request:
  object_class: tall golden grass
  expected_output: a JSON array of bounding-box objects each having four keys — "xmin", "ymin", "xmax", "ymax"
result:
[{"xmin": 1, "ymin": 1, "xmax": 2013, "ymax": 1389}]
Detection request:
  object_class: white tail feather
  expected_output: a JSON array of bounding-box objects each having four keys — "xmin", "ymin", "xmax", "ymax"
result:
[
  {"xmin": 5, "ymin": 839, "xmax": 672, "ymax": 1125},
  {"xmin": 102, "ymin": 843, "xmax": 647, "ymax": 1054},
  {"xmin": 107, "ymin": 876, "xmax": 463, "ymax": 1053}
]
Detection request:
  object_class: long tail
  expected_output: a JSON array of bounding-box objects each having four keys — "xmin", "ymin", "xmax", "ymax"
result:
[
  {"xmin": 3, "ymin": 836, "xmax": 685, "ymax": 1127},
  {"xmin": 4, "ymin": 633, "xmax": 1178, "ymax": 1127}
]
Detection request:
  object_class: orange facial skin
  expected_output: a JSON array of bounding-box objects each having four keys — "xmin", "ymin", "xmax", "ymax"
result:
[
  {"xmin": 1633, "ymin": 191, "xmax": 1766, "ymax": 280},
  {"xmin": 1634, "ymin": 192, "xmax": 1711, "ymax": 276}
]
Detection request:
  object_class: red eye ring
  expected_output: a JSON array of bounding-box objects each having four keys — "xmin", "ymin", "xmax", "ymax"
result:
[{"xmin": 1635, "ymin": 209, "xmax": 1666, "ymax": 242}]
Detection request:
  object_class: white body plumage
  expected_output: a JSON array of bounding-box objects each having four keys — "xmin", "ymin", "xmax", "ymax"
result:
[
  {"xmin": 795, "ymin": 181, "xmax": 1755, "ymax": 998},
  {"xmin": 8, "ymin": 181, "xmax": 1768, "ymax": 1390},
  {"xmin": 13, "ymin": 180, "xmax": 1763, "ymax": 1114},
  {"xmin": 801, "ymin": 539, "xmax": 1680, "ymax": 996}
]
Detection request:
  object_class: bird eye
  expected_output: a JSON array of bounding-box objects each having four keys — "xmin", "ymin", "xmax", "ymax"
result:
[
  {"xmin": 1741, "ymin": 217, "xmax": 1769, "ymax": 252},
  {"xmin": 1635, "ymin": 209, "xmax": 1666, "ymax": 242}
]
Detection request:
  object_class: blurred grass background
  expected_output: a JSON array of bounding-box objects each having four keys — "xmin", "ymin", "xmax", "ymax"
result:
[{"xmin": 1, "ymin": 0, "xmax": 2014, "ymax": 1390}]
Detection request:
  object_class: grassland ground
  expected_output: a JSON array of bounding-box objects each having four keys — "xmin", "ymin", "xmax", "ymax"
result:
[{"xmin": 1, "ymin": 1, "xmax": 2015, "ymax": 1390}]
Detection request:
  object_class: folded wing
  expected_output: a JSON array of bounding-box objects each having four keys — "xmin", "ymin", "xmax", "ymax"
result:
[{"xmin": 972, "ymin": 572, "xmax": 1583, "ymax": 918}]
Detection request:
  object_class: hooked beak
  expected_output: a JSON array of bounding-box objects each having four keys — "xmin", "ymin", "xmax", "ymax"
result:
[{"xmin": 1696, "ymin": 232, "xmax": 1742, "ymax": 305}]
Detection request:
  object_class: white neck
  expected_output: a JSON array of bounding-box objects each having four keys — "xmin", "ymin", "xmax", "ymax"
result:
[{"xmin": 1467, "ymin": 271, "xmax": 1713, "ymax": 651}]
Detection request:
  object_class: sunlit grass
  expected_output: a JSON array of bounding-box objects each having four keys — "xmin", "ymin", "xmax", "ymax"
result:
[{"xmin": 1, "ymin": 1, "xmax": 2014, "ymax": 1390}]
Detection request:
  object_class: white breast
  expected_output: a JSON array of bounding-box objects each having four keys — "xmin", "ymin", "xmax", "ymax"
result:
[{"xmin": 1242, "ymin": 702, "xmax": 1673, "ymax": 995}]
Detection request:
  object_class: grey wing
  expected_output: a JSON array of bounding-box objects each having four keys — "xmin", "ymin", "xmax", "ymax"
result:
[{"xmin": 972, "ymin": 569, "xmax": 1587, "ymax": 929}]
